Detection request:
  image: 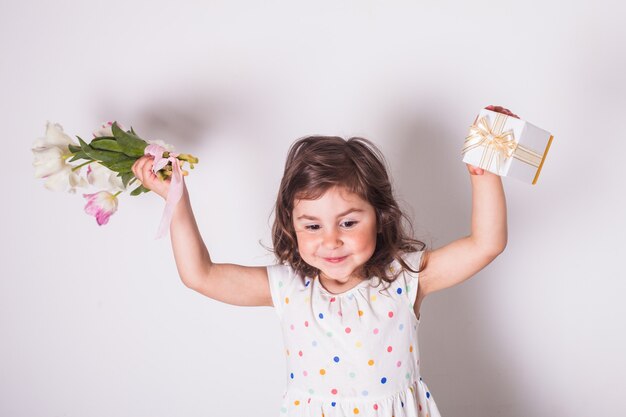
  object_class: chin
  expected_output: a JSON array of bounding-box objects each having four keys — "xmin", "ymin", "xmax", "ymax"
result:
[{"xmin": 320, "ymin": 265, "xmax": 358, "ymax": 281}]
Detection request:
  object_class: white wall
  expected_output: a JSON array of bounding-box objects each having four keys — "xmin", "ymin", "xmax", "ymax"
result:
[{"xmin": 2, "ymin": 1, "xmax": 625, "ymax": 416}]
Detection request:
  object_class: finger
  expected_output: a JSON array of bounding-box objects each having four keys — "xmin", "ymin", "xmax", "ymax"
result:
[
  {"xmin": 132, "ymin": 157, "xmax": 146, "ymax": 179},
  {"xmin": 134, "ymin": 156, "xmax": 152, "ymax": 182}
]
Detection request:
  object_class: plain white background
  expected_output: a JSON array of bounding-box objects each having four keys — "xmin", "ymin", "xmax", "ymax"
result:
[{"xmin": 2, "ymin": 1, "xmax": 625, "ymax": 416}]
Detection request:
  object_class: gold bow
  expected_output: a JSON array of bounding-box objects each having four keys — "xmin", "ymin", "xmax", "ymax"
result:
[
  {"xmin": 462, "ymin": 112, "xmax": 547, "ymax": 181},
  {"xmin": 462, "ymin": 113, "xmax": 518, "ymax": 174}
]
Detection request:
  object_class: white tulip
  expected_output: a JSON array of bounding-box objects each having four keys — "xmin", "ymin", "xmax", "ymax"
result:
[
  {"xmin": 86, "ymin": 162, "xmax": 126, "ymax": 193},
  {"xmin": 147, "ymin": 139, "xmax": 175, "ymax": 152},
  {"xmin": 32, "ymin": 122, "xmax": 89, "ymax": 193},
  {"xmin": 92, "ymin": 121, "xmax": 126, "ymax": 138}
]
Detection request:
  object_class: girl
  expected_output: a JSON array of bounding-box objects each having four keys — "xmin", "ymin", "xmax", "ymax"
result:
[{"xmin": 131, "ymin": 105, "xmax": 511, "ymax": 417}]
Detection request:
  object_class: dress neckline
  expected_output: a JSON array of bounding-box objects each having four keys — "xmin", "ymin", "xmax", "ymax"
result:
[{"xmin": 314, "ymin": 274, "xmax": 374, "ymax": 296}]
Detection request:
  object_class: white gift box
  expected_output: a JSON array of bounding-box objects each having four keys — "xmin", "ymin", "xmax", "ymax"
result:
[{"xmin": 461, "ymin": 109, "xmax": 554, "ymax": 185}]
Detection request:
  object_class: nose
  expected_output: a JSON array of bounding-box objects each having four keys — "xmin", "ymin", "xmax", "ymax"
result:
[{"xmin": 322, "ymin": 227, "xmax": 343, "ymax": 249}]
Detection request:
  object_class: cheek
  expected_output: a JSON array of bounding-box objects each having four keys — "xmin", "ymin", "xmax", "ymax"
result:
[
  {"xmin": 352, "ymin": 229, "xmax": 377, "ymax": 250},
  {"xmin": 296, "ymin": 234, "xmax": 315, "ymax": 252}
]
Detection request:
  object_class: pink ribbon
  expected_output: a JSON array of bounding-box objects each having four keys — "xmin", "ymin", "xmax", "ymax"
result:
[{"xmin": 144, "ymin": 144, "xmax": 184, "ymax": 239}]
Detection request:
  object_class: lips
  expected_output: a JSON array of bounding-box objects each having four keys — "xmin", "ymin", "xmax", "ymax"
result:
[{"xmin": 323, "ymin": 255, "xmax": 348, "ymax": 263}]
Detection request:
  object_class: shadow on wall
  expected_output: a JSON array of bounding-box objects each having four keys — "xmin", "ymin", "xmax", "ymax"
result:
[
  {"xmin": 92, "ymin": 91, "xmax": 216, "ymax": 147},
  {"xmin": 382, "ymin": 100, "xmax": 524, "ymax": 414},
  {"xmin": 90, "ymin": 81, "xmax": 274, "ymax": 149}
]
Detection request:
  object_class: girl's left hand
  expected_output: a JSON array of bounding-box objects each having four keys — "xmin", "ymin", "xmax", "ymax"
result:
[{"xmin": 466, "ymin": 104, "xmax": 521, "ymax": 176}]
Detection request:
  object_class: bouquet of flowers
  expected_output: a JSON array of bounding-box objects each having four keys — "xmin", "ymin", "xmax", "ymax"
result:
[{"xmin": 31, "ymin": 121, "xmax": 199, "ymax": 239}]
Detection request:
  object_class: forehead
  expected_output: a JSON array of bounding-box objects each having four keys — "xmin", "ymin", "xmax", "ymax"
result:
[{"xmin": 292, "ymin": 186, "xmax": 370, "ymax": 214}]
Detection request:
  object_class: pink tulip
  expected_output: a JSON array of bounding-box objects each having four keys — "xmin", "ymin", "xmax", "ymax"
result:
[{"xmin": 82, "ymin": 191, "xmax": 119, "ymax": 225}]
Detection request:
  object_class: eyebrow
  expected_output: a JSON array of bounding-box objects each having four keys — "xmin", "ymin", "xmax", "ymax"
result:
[{"xmin": 296, "ymin": 208, "xmax": 365, "ymax": 221}]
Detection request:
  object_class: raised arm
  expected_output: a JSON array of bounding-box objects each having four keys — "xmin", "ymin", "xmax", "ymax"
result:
[
  {"xmin": 418, "ymin": 170, "xmax": 507, "ymax": 298},
  {"xmin": 418, "ymin": 106, "xmax": 512, "ymax": 299},
  {"xmin": 132, "ymin": 155, "xmax": 273, "ymax": 307}
]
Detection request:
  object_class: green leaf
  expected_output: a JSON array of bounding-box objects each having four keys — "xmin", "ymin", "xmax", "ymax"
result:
[
  {"xmin": 77, "ymin": 136, "xmax": 125, "ymax": 163},
  {"xmin": 130, "ymin": 184, "xmax": 151, "ymax": 196},
  {"xmin": 68, "ymin": 151, "xmax": 90, "ymax": 162},
  {"xmin": 120, "ymin": 172, "xmax": 135, "ymax": 188},
  {"xmin": 68, "ymin": 144, "xmax": 82, "ymax": 153},
  {"xmin": 100, "ymin": 157, "xmax": 136, "ymax": 173},
  {"xmin": 91, "ymin": 137, "xmax": 124, "ymax": 153},
  {"xmin": 112, "ymin": 122, "xmax": 147, "ymax": 158}
]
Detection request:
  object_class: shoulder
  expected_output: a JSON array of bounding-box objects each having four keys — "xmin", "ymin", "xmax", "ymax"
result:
[
  {"xmin": 397, "ymin": 250, "xmax": 425, "ymax": 274},
  {"xmin": 381, "ymin": 250, "xmax": 425, "ymax": 303},
  {"xmin": 266, "ymin": 262, "xmax": 308, "ymax": 318}
]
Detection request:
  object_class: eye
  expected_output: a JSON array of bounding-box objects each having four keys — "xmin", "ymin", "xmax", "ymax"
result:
[
  {"xmin": 341, "ymin": 220, "xmax": 358, "ymax": 228},
  {"xmin": 304, "ymin": 224, "xmax": 321, "ymax": 231}
]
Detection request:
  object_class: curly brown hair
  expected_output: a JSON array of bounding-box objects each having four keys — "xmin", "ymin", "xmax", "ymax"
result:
[{"xmin": 269, "ymin": 135, "xmax": 428, "ymax": 285}]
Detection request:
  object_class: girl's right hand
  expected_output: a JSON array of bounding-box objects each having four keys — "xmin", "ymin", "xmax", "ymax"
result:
[{"xmin": 131, "ymin": 155, "xmax": 180, "ymax": 200}]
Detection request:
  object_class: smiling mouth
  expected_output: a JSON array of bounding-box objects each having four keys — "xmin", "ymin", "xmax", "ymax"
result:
[{"xmin": 323, "ymin": 256, "xmax": 348, "ymax": 263}]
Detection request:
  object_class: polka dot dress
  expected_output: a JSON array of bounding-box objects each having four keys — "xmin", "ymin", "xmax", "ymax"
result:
[{"xmin": 266, "ymin": 250, "xmax": 442, "ymax": 417}]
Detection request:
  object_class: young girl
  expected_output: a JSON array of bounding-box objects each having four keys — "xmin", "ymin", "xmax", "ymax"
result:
[{"xmin": 131, "ymin": 105, "xmax": 511, "ymax": 417}]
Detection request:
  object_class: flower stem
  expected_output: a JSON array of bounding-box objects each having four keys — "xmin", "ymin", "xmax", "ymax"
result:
[
  {"xmin": 113, "ymin": 191, "xmax": 122, "ymax": 197},
  {"xmin": 72, "ymin": 160, "xmax": 94, "ymax": 172}
]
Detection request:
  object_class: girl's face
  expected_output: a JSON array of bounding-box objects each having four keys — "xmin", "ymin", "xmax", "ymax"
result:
[{"xmin": 292, "ymin": 185, "xmax": 378, "ymax": 288}]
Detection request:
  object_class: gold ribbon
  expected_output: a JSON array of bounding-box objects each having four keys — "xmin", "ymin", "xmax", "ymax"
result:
[{"xmin": 462, "ymin": 113, "xmax": 544, "ymax": 175}]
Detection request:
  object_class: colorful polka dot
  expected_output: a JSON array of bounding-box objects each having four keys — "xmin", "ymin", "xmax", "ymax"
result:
[
  {"xmin": 331, "ymin": 402, "xmax": 336, "ymax": 407},
  {"xmin": 349, "ymin": 372, "xmax": 356, "ymax": 378},
  {"xmin": 303, "ymin": 370, "xmax": 308, "ymax": 376},
  {"xmin": 368, "ymin": 359, "xmax": 375, "ymax": 366},
  {"xmin": 312, "ymin": 340, "xmax": 317, "ymax": 347},
  {"xmin": 396, "ymin": 287, "xmax": 403, "ymax": 294},
  {"xmin": 373, "ymin": 328, "xmax": 379, "ymax": 335},
  {"xmin": 319, "ymin": 313, "xmax": 324, "ymax": 319},
  {"xmin": 355, "ymin": 341, "xmax": 362, "ymax": 348},
  {"xmin": 290, "ymin": 373, "xmax": 294, "ymax": 379},
  {"xmin": 304, "ymin": 320, "xmax": 309, "ymax": 327},
  {"xmin": 320, "ymin": 369, "xmax": 326, "ymax": 375},
  {"xmin": 331, "ymin": 388, "xmax": 338, "ymax": 395},
  {"xmin": 298, "ymin": 350, "xmax": 303, "ymax": 356},
  {"xmin": 345, "ymin": 327, "xmax": 351, "ymax": 334},
  {"xmin": 290, "ymin": 324, "xmax": 295, "ymax": 330},
  {"xmin": 387, "ymin": 345, "xmax": 393, "ymax": 352},
  {"xmin": 373, "ymin": 404, "xmax": 379, "ymax": 410},
  {"xmin": 358, "ymin": 310, "xmax": 364, "ymax": 316},
  {"xmin": 353, "ymin": 407, "xmax": 360, "ymax": 414},
  {"xmin": 426, "ymin": 391, "xmax": 431, "ymax": 399},
  {"xmin": 388, "ymin": 311, "xmax": 394, "ymax": 318},
  {"xmin": 396, "ymin": 360, "xmax": 402, "ymax": 367},
  {"xmin": 330, "ymin": 297, "xmax": 336, "ymax": 302},
  {"xmin": 410, "ymin": 345, "xmax": 414, "ymax": 352},
  {"xmin": 326, "ymin": 331, "xmax": 333, "ymax": 337},
  {"xmin": 399, "ymin": 323, "xmax": 404, "ymax": 331},
  {"xmin": 333, "ymin": 356, "xmax": 340, "ymax": 363},
  {"xmin": 285, "ymin": 297, "xmax": 289, "ymax": 304},
  {"xmin": 305, "ymin": 280, "xmax": 310, "ymax": 287},
  {"xmin": 371, "ymin": 295, "xmax": 377, "ymax": 301},
  {"xmin": 294, "ymin": 400, "xmax": 299, "ymax": 406},
  {"xmin": 381, "ymin": 377, "xmax": 387, "ymax": 384},
  {"xmin": 362, "ymin": 390, "xmax": 368, "ymax": 396}
]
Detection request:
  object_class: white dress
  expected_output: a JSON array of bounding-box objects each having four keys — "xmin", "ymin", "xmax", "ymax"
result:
[{"xmin": 266, "ymin": 250, "xmax": 442, "ymax": 417}]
